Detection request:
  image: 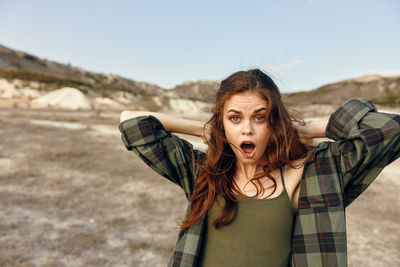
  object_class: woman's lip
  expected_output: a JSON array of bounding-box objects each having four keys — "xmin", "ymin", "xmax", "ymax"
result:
[
  {"xmin": 240, "ymin": 140, "xmax": 255, "ymax": 146},
  {"xmin": 241, "ymin": 147, "xmax": 256, "ymax": 158},
  {"xmin": 240, "ymin": 140, "xmax": 256, "ymax": 158}
]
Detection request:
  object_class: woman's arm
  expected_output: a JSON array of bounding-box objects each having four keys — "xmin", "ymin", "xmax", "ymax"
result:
[
  {"xmin": 302, "ymin": 99, "xmax": 400, "ymax": 207},
  {"xmin": 119, "ymin": 113, "xmax": 207, "ymax": 199},
  {"xmin": 295, "ymin": 119, "xmax": 329, "ymax": 145},
  {"xmin": 120, "ymin": 111, "xmax": 206, "ymax": 138}
]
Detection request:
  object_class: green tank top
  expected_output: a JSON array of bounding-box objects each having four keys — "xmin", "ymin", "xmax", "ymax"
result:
[{"xmin": 200, "ymin": 168, "xmax": 295, "ymax": 267}]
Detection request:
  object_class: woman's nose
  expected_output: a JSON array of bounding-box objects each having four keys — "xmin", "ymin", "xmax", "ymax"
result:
[{"xmin": 241, "ymin": 120, "xmax": 253, "ymax": 135}]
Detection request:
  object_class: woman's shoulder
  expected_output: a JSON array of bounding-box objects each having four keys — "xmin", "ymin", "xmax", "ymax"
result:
[{"xmin": 283, "ymin": 158, "xmax": 307, "ymax": 208}]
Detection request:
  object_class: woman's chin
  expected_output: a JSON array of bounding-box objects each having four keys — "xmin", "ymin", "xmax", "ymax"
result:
[{"xmin": 235, "ymin": 152, "xmax": 260, "ymax": 163}]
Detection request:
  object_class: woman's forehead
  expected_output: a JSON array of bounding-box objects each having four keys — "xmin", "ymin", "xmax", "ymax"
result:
[{"xmin": 223, "ymin": 92, "xmax": 268, "ymax": 112}]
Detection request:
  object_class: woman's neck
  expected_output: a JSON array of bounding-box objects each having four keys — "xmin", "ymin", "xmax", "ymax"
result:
[{"xmin": 234, "ymin": 159, "xmax": 266, "ymax": 181}]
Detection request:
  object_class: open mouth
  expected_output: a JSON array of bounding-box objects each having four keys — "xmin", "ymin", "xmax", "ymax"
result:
[{"xmin": 240, "ymin": 141, "xmax": 256, "ymax": 158}]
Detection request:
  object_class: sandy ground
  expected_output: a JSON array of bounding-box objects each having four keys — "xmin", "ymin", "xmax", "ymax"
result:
[{"xmin": 0, "ymin": 108, "xmax": 399, "ymax": 267}]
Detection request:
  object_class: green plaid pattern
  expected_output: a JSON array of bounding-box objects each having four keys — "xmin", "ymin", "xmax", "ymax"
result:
[{"xmin": 119, "ymin": 99, "xmax": 400, "ymax": 267}]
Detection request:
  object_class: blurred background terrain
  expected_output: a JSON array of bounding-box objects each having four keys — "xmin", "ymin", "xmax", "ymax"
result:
[
  {"xmin": 1, "ymin": 44, "xmax": 400, "ymax": 117},
  {"xmin": 0, "ymin": 44, "xmax": 399, "ymax": 266}
]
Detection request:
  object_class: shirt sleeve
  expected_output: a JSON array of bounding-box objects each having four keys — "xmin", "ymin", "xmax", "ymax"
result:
[
  {"xmin": 119, "ymin": 115, "xmax": 206, "ymax": 200},
  {"xmin": 325, "ymin": 98, "xmax": 400, "ymax": 206}
]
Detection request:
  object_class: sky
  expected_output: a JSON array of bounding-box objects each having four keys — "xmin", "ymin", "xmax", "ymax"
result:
[{"xmin": 1, "ymin": 0, "xmax": 399, "ymax": 92}]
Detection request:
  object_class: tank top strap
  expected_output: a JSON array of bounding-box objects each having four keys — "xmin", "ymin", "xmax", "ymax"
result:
[{"xmin": 279, "ymin": 166, "xmax": 294, "ymax": 213}]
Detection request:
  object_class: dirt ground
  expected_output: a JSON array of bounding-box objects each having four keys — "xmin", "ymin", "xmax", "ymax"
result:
[{"xmin": 0, "ymin": 108, "xmax": 399, "ymax": 267}]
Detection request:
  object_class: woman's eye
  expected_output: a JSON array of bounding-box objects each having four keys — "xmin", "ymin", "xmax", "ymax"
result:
[
  {"xmin": 255, "ymin": 115, "xmax": 265, "ymax": 122},
  {"xmin": 229, "ymin": 116, "xmax": 240, "ymax": 122}
]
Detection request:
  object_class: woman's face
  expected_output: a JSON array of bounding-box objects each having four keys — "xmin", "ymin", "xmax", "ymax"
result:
[{"xmin": 222, "ymin": 91, "xmax": 270, "ymax": 164}]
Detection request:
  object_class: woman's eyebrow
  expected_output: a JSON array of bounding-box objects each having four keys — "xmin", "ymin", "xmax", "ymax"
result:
[
  {"xmin": 253, "ymin": 107, "xmax": 267, "ymax": 113},
  {"xmin": 227, "ymin": 107, "xmax": 267, "ymax": 114},
  {"xmin": 227, "ymin": 109, "xmax": 241, "ymax": 114}
]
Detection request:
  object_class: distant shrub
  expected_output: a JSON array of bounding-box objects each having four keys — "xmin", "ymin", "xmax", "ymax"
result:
[
  {"xmin": 22, "ymin": 54, "xmax": 39, "ymax": 61},
  {"xmin": 0, "ymin": 69, "xmax": 151, "ymax": 96},
  {"xmin": 102, "ymin": 91, "xmax": 112, "ymax": 98},
  {"xmin": 372, "ymin": 94, "xmax": 400, "ymax": 106},
  {"xmin": 0, "ymin": 69, "xmax": 92, "ymax": 92},
  {"xmin": 314, "ymin": 85, "xmax": 331, "ymax": 93},
  {"xmin": 287, "ymin": 91, "xmax": 307, "ymax": 97}
]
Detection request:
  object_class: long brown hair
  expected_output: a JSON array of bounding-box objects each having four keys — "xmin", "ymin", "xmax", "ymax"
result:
[{"xmin": 180, "ymin": 69, "xmax": 308, "ymax": 230}]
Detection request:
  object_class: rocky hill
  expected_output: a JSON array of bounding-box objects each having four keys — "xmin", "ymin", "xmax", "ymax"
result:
[
  {"xmin": 284, "ymin": 74, "xmax": 400, "ymax": 107},
  {"xmin": 0, "ymin": 44, "xmax": 164, "ymax": 96},
  {"xmin": 171, "ymin": 80, "xmax": 220, "ymax": 102},
  {"xmin": 0, "ymin": 44, "xmax": 399, "ymax": 116}
]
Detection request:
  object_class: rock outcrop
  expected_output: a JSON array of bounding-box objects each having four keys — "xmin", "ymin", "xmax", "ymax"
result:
[{"xmin": 31, "ymin": 87, "xmax": 93, "ymax": 110}]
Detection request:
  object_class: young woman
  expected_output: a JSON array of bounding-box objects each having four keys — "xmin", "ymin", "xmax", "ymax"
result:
[{"xmin": 119, "ymin": 69, "xmax": 400, "ymax": 267}]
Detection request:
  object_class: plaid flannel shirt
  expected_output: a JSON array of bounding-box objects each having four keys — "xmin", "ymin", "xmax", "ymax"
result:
[{"xmin": 119, "ymin": 98, "xmax": 400, "ymax": 267}]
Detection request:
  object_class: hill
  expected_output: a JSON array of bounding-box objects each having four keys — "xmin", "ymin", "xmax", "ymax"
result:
[
  {"xmin": 0, "ymin": 44, "xmax": 164, "ymax": 96},
  {"xmin": 170, "ymin": 80, "xmax": 220, "ymax": 102},
  {"xmin": 0, "ymin": 43, "xmax": 399, "ymax": 115},
  {"xmin": 284, "ymin": 75, "xmax": 400, "ymax": 107}
]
